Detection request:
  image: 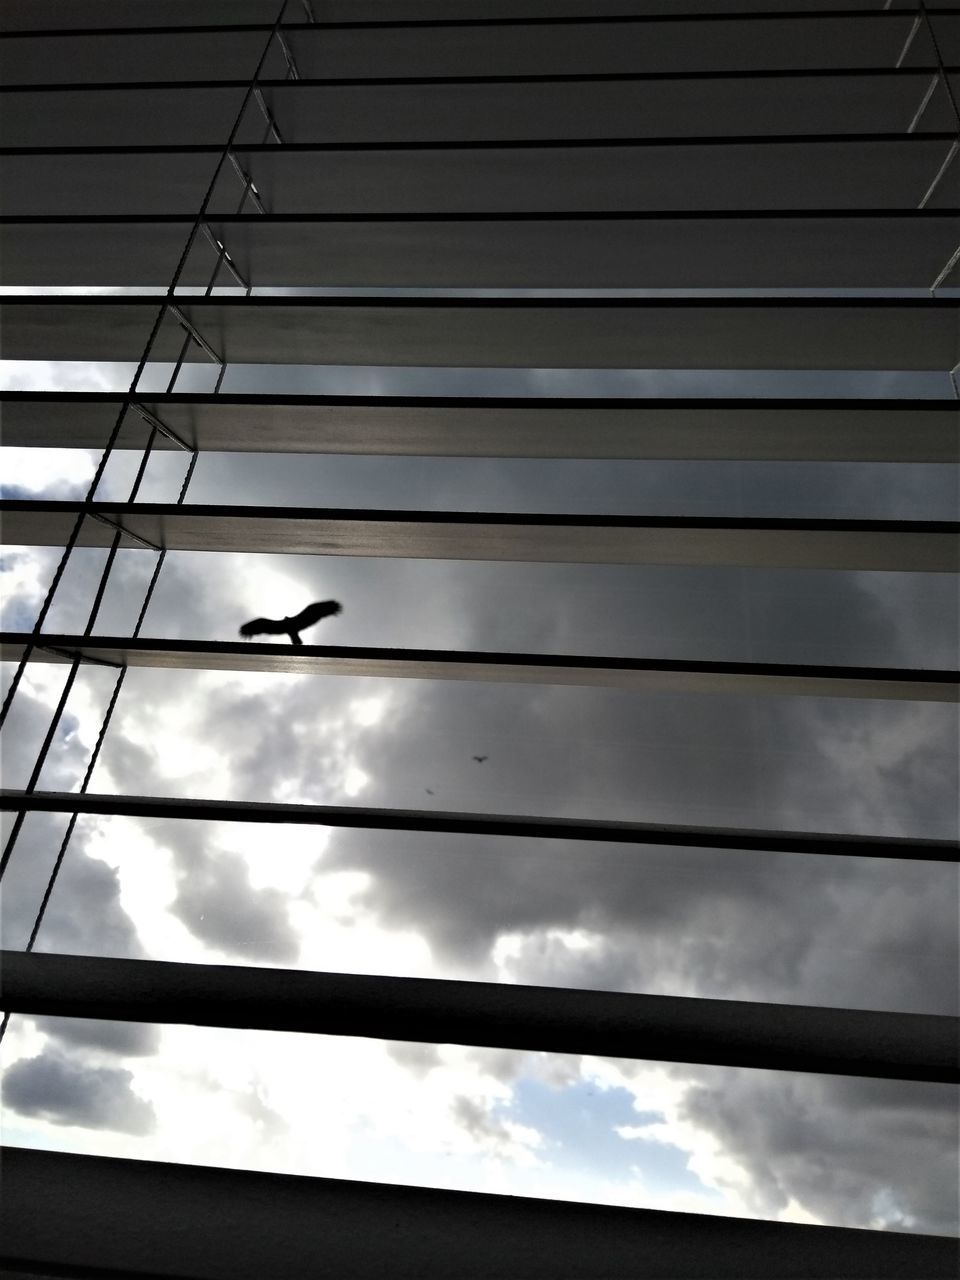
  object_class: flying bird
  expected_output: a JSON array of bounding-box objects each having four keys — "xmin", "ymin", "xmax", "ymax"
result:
[
  {"xmin": 239, "ymin": 599, "xmax": 342, "ymax": 645},
  {"xmin": 472, "ymin": 755, "xmax": 488, "ymax": 763}
]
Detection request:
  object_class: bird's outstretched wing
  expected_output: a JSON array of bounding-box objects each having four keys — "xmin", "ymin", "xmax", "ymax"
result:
[
  {"xmin": 289, "ymin": 599, "xmax": 342, "ymax": 631},
  {"xmin": 239, "ymin": 600, "xmax": 342, "ymax": 642},
  {"xmin": 239, "ymin": 615, "xmax": 289, "ymax": 638}
]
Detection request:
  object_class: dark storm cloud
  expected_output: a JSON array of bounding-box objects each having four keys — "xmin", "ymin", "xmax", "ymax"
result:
[
  {"xmin": 185, "ymin": 448, "xmax": 959, "ymax": 521},
  {"xmin": 855, "ymin": 569, "xmax": 960, "ymax": 669},
  {"xmin": 0, "ymin": 676, "xmax": 145, "ymax": 959},
  {"xmin": 1, "ymin": 809, "xmax": 146, "ymax": 959},
  {"xmin": 193, "ymin": 675, "xmax": 366, "ymax": 805},
  {"xmin": 487, "ymin": 859, "xmax": 958, "ymax": 1019},
  {"xmin": 170, "ymin": 844, "xmax": 299, "ymax": 963},
  {"xmin": 768, "ymin": 698, "xmax": 958, "ymax": 839},
  {"xmin": 674, "ymin": 1066, "xmax": 959, "ymax": 1235},
  {"xmin": 315, "ymin": 672, "xmax": 957, "ymax": 989},
  {"xmin": 2, "ymin": 1046, "xmax": 155, "ymax": 1135},
  {"xmin": 40, "ymin": 841, "xmax": 139, "ymax": 961},
  {"xmin": 31, "ymin": 1016, "xmax": 161, "ymax": 1058},
  {"xmin": 91, "ymin": 728, "xmax": 159, "ymax": 799},
  {"xmin": 220, "ymin": 361, "xmax": 952, "ymax": 401}
]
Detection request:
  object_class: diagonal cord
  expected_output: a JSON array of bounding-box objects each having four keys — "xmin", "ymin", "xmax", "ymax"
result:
[
  {"xmin": 0, "ymin": 2, "xmax": 287, "ymax": 1041},
  {"xmin": 21, "ymin": 670, "xmax": 128, "ymax": 953},
  {"xmin": 0, "ymin": 447, "xmax": 201, "ymax": 1046},
  {"xmin": 0, "ymin": 0, "xmax": 290, "ymax": 734},
  {"xmin": 204, "ymin": 20, "xmax": 294, "ymax": 300},
  {"xmin": 0, "ymin": 423, "xmax": 164, "ymax": 881},
  {"xmin": 919, "ymin": 0, "xmax": 960, "ymax": 129},
  {"xmin": 0, "ymin": 182, "xmax": 214, "ymax": 884},
  {"xmin": 4, "ymin": 0, "xmax": 251, "ymax": 867},
  {"xmin": 916, "ymin": 2, "xmax": 960, "ymax": 298}
]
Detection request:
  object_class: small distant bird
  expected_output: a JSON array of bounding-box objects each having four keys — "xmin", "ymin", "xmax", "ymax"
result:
[
  {"xmin": 425, "ymin": 788, "xmax": 435, "ymax": 795},
  {"xmin": 472, "ymin": 755, "xmax": 488, "ymax": 763},
  {"xmin": 239, "ymin": 599, "xmax": 342, "ymax": 645}
]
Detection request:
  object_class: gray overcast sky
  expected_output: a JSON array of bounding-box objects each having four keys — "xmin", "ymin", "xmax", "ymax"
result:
[{"xmin": 1, "ymin": 354, "xmax": 957, "ymax": 1235}]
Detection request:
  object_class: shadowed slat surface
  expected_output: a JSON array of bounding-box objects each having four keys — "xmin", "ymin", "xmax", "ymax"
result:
[
  {"xmin": 231, "ymin": 135, "xmax": 960, "ymax": 213},
  {"xmin": 2, "ymin": 1, "xmax": 959, "ymax": 27},
  {"xmin": 4, "ymin": 211, "xmax": 957, "ymax": 288},
  {"xmin": 278, "ymin": 15, "xmax": 953, "ymax": 77},
  {"xmin": 2, "ymin": 297, "xmax": 957, "ymax": 369},
  {"xmin": 5, "ymin": 137, "xmax": 957, "ymax": 216},
  {"xmin": 0, "ymin": 29, "xmax": 273, "ymax": 83},
  {"xmin": 2, "ymin": 12, "xmax": 952, "ymax": 81},
  {"xmin": 4, "ymin": 392, "xmax": 957, "ymax": 461},
  {"xmin": 5, "ymin": 70, "xmax": 958, "ymax": 147},
  {"xmin": 2, "ymin": 501, "xmax": 957, "ymax": 571},
  {"xmin": 0, "ymin": 0, "xmax": 278, "ymax": 28},
  {"xmin": 3, "ymin": 788, "xmax": 957, "ymax": 860},
  {"xmin": 2, "ymin": 1146, "xmax": 957, "ymax": 1280},
  {"xmin": 3, "ymin": 633, "xmax": 956, "ymax": 700},
  {"xmin": 2, "ymin": 950, "xmax": 957, "ymax": 1081}
]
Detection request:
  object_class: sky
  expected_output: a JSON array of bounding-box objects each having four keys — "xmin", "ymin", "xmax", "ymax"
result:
[
  {"xmin": 2, "ymin": 0, "xmax": 959, "ymax": 1256},
  {"xmin": 1, "ymin": 346, "xmax": 958, "ymax": 1237}
]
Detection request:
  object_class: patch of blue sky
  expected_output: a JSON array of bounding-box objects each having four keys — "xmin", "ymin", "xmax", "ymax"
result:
[
  {"xmin": 501, "ymin": 1077, "xmax": 720, "ymax": 1200},
  {"xmin": 0, "ymin": 598, "xmax": 39, "ymax": 633},
  {"xmin": 55, "ymin": 712, "xmax": 80, "ymax": 744}
]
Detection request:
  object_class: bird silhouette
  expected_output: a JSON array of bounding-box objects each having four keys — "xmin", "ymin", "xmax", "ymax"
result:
[
  {"xmin": 239, "ymin": 599, "xmax": 342, "ymax": 645},
  {"xmin": 472, "ymin": 755, "xmax": 488, "ymax": 763}
]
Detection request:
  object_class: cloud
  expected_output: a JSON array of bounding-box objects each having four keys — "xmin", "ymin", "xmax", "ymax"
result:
[
  {"xmin": 1, "ymin": 370, "xmax": 955, "ymax": 1232},
  {"xmin": 387, "ymin": 1041, "xmax": 444, "ymax": 1076},
  {"xmin": 677, "ymin": 1067, "xmax": 960, "ymax": 1235},
  {"xmin": 0, "ymin": 670, "xmax": 145, "ymax": 958},
  {"xmin": 0, "ymin": 447, "xmax": 97, "ymax": 500},
  {"xmin": 316, "ymin": 675, "xmax": 957, "ymax": 1008},
  {"xmin": 61, "ymin": 532, "xmax": 956, "ymax": 1025},
  {"xmin": 1, "ymin": 810, "xmax": 146, "ymax": 959},
  {"xmin": 183, "ymin": 447, "xmax": 959, "ymax": 520},
  {"xmin": 2, "ymin": 1046, "xmax": 156, "ymax": 1135},
  {"xmin": 450, "ymin": 1093, "xmax": 543, "ymax": 1164},
  {"xmin": 0, "ymin": 548, "xmax": 60, "ymax": 631},
  {"xmin": 770, "ymin": 698, "xmax": 959, "ymax": 840},
  {"xmin": 0, "ymin": 668, "xmax": 95, "ymax": 794},
  {"xmin": 169, "ymin": 841, "xmax": 299, "ymax": 964},
  {"xmin": 31, "ymin": 1016, "xmax": 161, "ymax": 1058},
  {"xmin": 78, "ymin": 732, "xmax": 303, "ymax": 961}
]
